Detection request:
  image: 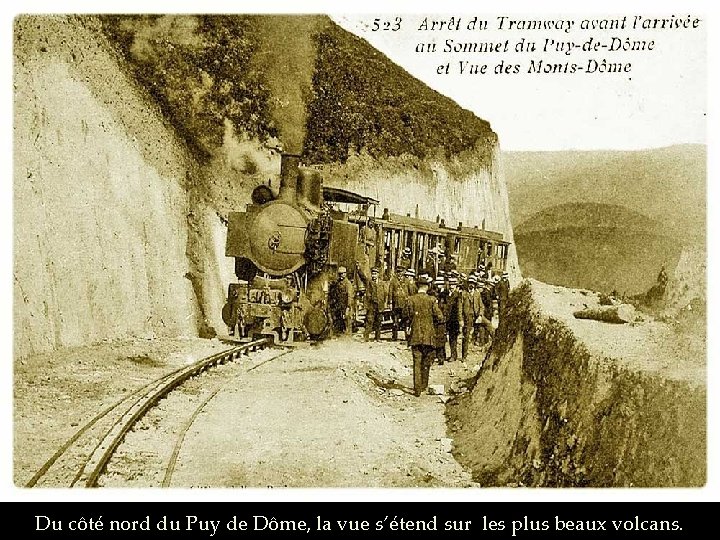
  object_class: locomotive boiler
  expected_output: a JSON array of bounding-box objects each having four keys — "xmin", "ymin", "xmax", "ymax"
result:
[{"xmin": 223, "ymin": 153, "xmax": 362, "ymax": 342}]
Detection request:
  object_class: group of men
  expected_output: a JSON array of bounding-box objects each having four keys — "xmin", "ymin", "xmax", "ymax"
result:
[{"xmin": 328, "ymin": 262, "xmax": 511, "ymax": 396}]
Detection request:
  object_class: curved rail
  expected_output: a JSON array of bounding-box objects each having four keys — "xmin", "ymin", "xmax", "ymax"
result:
[
  {"xmin": 161, "ymin": 348, "xmax": 293, "ymax": 487},
  {"xmin": 27, "ymin": 338, "xmax": 270, "ymax": 488}
]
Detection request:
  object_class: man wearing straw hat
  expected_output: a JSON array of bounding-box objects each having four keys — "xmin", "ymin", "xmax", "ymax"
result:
[
  {"xmin": 404, "ymin": 268, "xmax": 418, "ymax": 295},
  {"xmin": 445, "ymin": 276, "xmax": 462, "ymax": 362}
]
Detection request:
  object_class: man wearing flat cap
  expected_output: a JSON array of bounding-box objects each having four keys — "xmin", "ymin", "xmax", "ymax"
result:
[
  {"xmin": 330, "ymin": 266, "xmax": 354, "ymax": 335},
  {"xmin": 405, "ymin": 275, "xmax": 445, "ymax": 396}
]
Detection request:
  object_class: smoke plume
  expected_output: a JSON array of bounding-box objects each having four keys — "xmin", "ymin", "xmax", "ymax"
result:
[{"xmin": 252, "ymin": 16, "xmax": 323, "ymax": 154}]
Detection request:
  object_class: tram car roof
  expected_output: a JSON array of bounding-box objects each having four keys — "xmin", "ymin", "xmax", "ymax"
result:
[
  {"xmin": 322, "ymin": 186, "xmax": 379, "ymax": 206},
  {"xmin": 322, "ymin": 185, "xmax": 508, "ymax": 245},
  {"xmin": 379, "ymin": 212, "xmax": 508, "ymax": 244}
]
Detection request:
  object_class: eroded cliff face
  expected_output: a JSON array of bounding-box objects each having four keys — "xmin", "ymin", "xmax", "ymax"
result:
[
  {"xmin": 449, "ymin": 281, "xmax": 705, "ymax": 487},
  {"xmin": 14, "ymin": 16, "xmax": 201, "ymax": 358}
]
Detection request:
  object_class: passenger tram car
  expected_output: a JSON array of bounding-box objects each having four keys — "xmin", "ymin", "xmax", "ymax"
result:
[{"xmin": 222, "ymin": 153, "xmax": 510, "ymax": 343}]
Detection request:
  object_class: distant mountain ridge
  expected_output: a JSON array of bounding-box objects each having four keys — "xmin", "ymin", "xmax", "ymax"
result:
[
  {"xmin": 515, "ymin": 202, "xmax": 659, "ymax": 235},
  {"xmin": 506, "ymin": 148, "xmax": 703, "ymax": 294},
  {"xmin": 503, "ymin": 144, "xmax": 706, "ymax": 241}
]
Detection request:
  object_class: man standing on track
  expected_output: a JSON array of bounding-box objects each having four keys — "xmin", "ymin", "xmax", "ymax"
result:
[
  {"xmin": 405, "ymin": 275, "xmax": 445, "ymax": 396},
  {"xmin": 389, "ymin": 266, "xmax": 409, "ymax": 341},
  {"xmin": 363, "ymin": 266, "xmax": 388, "ymax": 342},
  {"xmin": 330, "ymin": 266, "xmax": 354, "ymax": 336}
]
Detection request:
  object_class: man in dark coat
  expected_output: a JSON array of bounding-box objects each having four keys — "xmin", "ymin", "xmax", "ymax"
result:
[
  {"xmin": 481, "ymin": 279, "xmax": 495, "ymax": 327},
  {"xmin": 445, "ymin": 276, "xmax": 463, "ymax": 361},
  {"xmin": 496, "ymin": 271, "xmax": 511, "ymax": 326},
  {"xmin": 405, "ymin": 276, "xmax": 445, "ymax": 396},
  {"xmin": 389, "ymin": 267, "xmax": 409, "ymax": 341},
  {"xmin": 429, "ymin": 276, "xmax": 448, "ymax": 365},
  {"xmin": 402, "ymin": 268, "xmax": 418, "ymax": 342},
  {"xmin": 224, "ymin": 288, "xmax": 240, "ymax": 336},
  {"xmin": 459, "ymin": 278, "xmax": 478, "ymax": 360},
  {"xmin": 330, "ymin": 266, "xmax": 354, "ymax": 335},
  {"xmin": 475, "ymin": 278, "xmax": 496, "ymax": 346},
  {"xmin": 363, "ymin": 267, "xmax": 388, "ymax": 341},
  {"xmin": 467, "ymin": 277, "xmax": 486, "ymax": 345}
]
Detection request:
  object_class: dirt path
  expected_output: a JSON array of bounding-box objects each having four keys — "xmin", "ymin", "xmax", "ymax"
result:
[
  {"xmin": 529, "ymin": 279, "xmax": 705, "ymax": 385},
  {"xmin": 168, "ymin": 338, "xmax": 477, "ymax": 488}
]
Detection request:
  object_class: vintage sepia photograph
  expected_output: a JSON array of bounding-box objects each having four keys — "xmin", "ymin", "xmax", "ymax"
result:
[{"xmin": 11, "ymin": 9, "xmax": 706, "ymax": 490}]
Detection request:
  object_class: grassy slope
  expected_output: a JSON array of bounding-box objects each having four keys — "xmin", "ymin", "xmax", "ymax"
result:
[
  {"xmin": 515, "ymin": 227, "xmax": 682, "ymax": 295},
  {"xmin": 449, "ymin": 282, "xmax": 705, "ymax": 487},
  {"xmin": 306, "ymin": 23, "xmax": 495, "ymax": 164},
  {"xmin": 101, "ymin": 15, "xmax": 495, "ymax": 165}
]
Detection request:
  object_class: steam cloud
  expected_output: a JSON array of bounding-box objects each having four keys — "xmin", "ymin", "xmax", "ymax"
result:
[{"xmin": 252, "ymin": 16, "xmax": 323, "ymax": 155}]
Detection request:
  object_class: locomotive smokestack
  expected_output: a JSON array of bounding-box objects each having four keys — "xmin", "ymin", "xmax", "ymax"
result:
[
  {"xmin": 297, "ymin": 169, "xmax": 323, "ymax": 208},
  {"xmin": 279, "ymin": 153, "xmax": 301, "ymax": 202}
]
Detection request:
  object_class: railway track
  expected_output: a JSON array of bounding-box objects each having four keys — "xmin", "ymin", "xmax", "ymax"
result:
[{"xmin": 26, "ymin": 338, "xmax": 272, "ymax": 488}]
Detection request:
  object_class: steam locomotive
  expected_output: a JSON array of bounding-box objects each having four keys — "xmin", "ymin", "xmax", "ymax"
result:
[{"xmin": 222, "ymin": 153, "xmax": 510, "ymax": 343}]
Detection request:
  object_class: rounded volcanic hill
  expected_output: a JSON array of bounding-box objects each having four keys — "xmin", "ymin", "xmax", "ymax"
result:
[
  {"xmin": 514, "ymin": 203, "xmax": 682, "ymax": 295},
  {"xmin": 515, "ymin": 202, "xmax": 658, "ymax": 235}
]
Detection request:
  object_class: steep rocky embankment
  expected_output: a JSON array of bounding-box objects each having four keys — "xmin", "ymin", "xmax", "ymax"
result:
[
  {"xmin": 449, "ymin": 280, "xmax": 705, "ymax": 487},
  {"xmin": 15, "ymin": 15, "xmax": 517, "ymax": 357},
  {"xmin": 14, "ymin": 16, "xmax": 201, "ymax": 358}
]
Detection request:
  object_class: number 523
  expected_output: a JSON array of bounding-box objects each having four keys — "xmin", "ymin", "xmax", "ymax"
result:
[{"xmin": 371, "ymin": 17, "xmax": 402, "ymax": 31}]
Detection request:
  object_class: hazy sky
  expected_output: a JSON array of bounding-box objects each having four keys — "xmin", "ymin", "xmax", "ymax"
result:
[{"xmin": 332, "ymin": 13, "xmax": 706, "ymax": 151}]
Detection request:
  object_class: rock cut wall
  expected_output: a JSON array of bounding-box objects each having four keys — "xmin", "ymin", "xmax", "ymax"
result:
[
  {"xmin": 14, "ymin": 15, "xmax": 520, "ymax": 357},
  {"xmin": 13, "ymin": 16, "xmax": 201, "ymax": 358}
]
